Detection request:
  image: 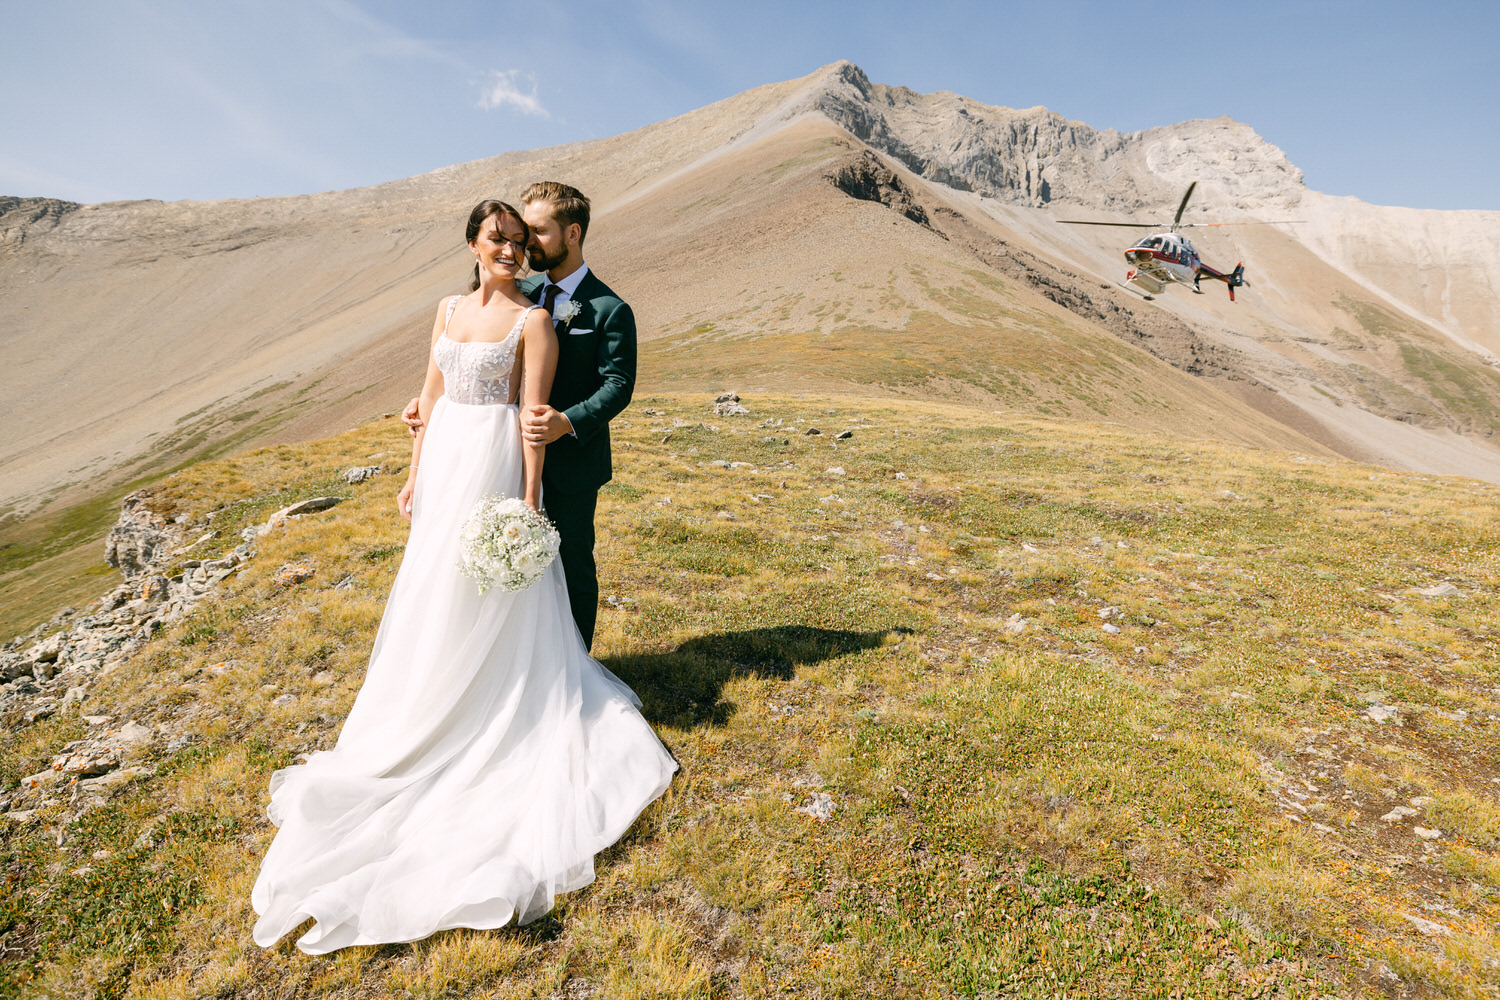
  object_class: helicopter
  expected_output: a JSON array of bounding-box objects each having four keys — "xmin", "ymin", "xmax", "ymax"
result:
[{"xmin": 1057, "ymin": 181, "xmax": 1289, "ymax": 301}]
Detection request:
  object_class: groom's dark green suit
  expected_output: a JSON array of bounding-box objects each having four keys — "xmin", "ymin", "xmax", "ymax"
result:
[{"xmin": 520, "ymin": 269, "xmax": 635, "ymax": 650}]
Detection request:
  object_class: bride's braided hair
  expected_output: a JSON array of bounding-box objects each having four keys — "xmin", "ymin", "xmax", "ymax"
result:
[{"xmin": 466, "ymin": 200, "xmax": 529, "ymax": 291}]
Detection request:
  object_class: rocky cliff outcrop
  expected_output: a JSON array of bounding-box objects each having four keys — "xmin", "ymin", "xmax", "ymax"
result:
[
  {"xmin": 825, "ymin": 151, "xmax": 931, "ymax": 228},
  {"xmin": 0, "ymin": 196, "xmax": 82, "ymax": 252},
  {"xmin": 0, "ymin": 491, "xmax": 347, "ymax": 730},
  {"xmin": 103, "ymin": 493, "xmax": 180, "ymax": 578},
  {"xmin": 789, "ymin": 62, "xmax": 1304, "ymax": 216},
  {"xmin": 0, "ymin": 490, "xmax": 351, "ymax": 826}
]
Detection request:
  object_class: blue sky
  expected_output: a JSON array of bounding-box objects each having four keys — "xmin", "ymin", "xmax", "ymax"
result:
[{"xmin": 2, "ymin": 0, "xmax": 1496, "ymax": 209}]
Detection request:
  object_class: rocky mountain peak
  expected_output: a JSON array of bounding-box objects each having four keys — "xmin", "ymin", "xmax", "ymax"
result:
[{"xmin": 788, "ymin": 61, "xmax": 1306, "ymax": 217}]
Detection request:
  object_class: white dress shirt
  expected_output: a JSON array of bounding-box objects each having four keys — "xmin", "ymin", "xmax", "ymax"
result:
[{"xmin": 542, "ymin": 263, "xmax": 589, "ymax": 438}]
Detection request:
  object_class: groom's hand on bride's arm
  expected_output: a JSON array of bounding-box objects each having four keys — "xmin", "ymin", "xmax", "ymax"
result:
[
  {"xmin": 401, "ymin": 397, "xmax": 423, "ymax": 436},
  {"xmin": 522, "ymin": 404, "xmax": 574, "ymax": 445}
]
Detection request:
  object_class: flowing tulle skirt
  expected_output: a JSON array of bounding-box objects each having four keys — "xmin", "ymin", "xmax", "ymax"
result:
[{"xmin": 251, "ymin": 396, "xmax": 677, "ymax": 954}]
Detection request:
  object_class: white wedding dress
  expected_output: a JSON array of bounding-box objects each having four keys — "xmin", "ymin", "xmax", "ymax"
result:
[{"xmin": 251, "ymin": 298, "xmax": 677, "ymax": 954}]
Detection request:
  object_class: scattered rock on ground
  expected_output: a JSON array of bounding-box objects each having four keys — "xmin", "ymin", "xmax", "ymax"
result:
[
  {"xmin": 796, "ymin": 792, "xmax": 837, "ymax": 821},
  {"xmin": 265, "ymin": 496, "xmax": 346, "ymax": 530},
  {"xmin": 1404, "ymin": 913, "xmax": 1450, "ymax": 936},
  {"xmin": 1411, "ymin": 582, "xmax": 1462, "ymax": 598},
  {"xmin": 342, "ymin": 465, "xmax": 382, "ymax": 484},
  {"xmin": 274, "ymin": 563, "xmax": 316, "ymax": 587},
  {"xmin": 712, "ymin": 392, "xmax": 749, "ymax": 416}
]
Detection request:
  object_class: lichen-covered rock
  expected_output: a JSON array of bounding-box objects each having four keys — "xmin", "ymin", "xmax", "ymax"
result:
[
  {"xmin": 138, "ymin": 575, "xmax": 170, "ymax": 603},
  {"xmin": 275, "ymin": 562, "xmax": 316, "ymax": 587}
]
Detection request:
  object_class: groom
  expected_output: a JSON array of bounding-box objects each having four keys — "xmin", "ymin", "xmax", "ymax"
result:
[{"xmin": 404, "ymin": 181, "xmax": 635, "ymax": 651}]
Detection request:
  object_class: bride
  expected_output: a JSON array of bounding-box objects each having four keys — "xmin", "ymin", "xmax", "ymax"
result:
[{"xmin": 251, "ymin": 200, "xmax": 678, "ymax": 954}]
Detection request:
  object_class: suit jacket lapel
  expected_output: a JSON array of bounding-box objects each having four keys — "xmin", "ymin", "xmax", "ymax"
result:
[{"xmin": 572, "ymin": 270, "xmax": 602, "ymax": 305}]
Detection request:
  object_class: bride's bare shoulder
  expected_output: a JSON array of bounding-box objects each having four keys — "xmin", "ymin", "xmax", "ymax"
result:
[{"xmin": 521, "ymin": 305, "xmax": 555, "ymax": 340}]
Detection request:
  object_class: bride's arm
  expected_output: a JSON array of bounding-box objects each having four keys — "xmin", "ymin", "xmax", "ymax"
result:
[
  {"xmin": 518, "ymin": 308, "xmax": 559, "ymax": 510},
  {"xmin": 397, "ymin": 300, "xmax": 451, "ymax": 522}
]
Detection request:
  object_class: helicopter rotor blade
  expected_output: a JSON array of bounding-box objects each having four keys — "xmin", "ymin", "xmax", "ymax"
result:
[
  {"xmin": 1056, "ymin": 220, "xmax": 1165, "ymax": 227},
  {"xmin": 1177, "ymin": 220, "xmax": 1306, "ymax": 228},
  {"xmin": 1172, "ymin": 181, "xmax": 1197, "ymax": 229}
]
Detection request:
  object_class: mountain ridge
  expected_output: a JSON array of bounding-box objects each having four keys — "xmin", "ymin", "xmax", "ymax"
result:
[{"xmin": 4, "ymin": 61, "xmax": 1500, "ymax": 529}]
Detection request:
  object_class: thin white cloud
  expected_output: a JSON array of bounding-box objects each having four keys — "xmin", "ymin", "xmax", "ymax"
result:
[
  {"xmin": 478, "ymin": 70, "xmax": 548, "ymax": 117},
  {"xmin": 322, "ymin": 0, "xmax": 466, "ymax": 70},
  {"xmin": 169, "ymin": 60, "xmax": 350, "ymax": 191}
]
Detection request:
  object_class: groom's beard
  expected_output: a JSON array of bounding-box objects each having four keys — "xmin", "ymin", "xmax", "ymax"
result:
[{"xmin": 527, "ymin": 244, "xmax": 567, "ymax": 274}]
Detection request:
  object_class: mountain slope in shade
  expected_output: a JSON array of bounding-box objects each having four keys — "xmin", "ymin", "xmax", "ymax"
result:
[{"xmin": 4, "ymin": 60, "xmax": 1500, "ymax": 523}]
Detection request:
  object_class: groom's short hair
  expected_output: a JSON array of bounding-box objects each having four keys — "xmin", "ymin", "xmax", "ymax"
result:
[{"xmin": 521, "ymin": 182, "xmax": 590, "ymax": 243}]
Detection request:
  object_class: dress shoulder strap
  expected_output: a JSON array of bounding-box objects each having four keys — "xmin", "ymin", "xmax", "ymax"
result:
[
  {"xmin": 444, "ymin": 295, "xmax": 461, "ymax": 333},
  {"xmin": 512, "ymin": 303, "xmax": 542, "ymax": 332}
]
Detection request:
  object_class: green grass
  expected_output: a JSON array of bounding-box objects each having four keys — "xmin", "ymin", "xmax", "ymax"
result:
[
  {"xmin": 1332, "ymin": 291, "xmax": 1500, "ymax": 438},
  {"xmin": 2, "ymin": 396, "xmax": 1498, "ymax": 997}
]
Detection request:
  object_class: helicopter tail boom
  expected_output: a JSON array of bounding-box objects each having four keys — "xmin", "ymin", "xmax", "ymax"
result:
[{"xmin": 1196, "ymin": 261, "xmax": 1246, "ymax": 301}]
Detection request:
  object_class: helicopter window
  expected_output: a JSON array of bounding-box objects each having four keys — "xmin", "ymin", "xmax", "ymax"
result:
[{"xmin": 1144, "ymin": 236, "xmax": 1161, "ymax": 248}]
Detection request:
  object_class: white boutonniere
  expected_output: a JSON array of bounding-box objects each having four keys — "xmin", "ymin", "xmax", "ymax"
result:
[{"xmin": 555, "ymin": 300, "xmax": 582, "ymax": 328}]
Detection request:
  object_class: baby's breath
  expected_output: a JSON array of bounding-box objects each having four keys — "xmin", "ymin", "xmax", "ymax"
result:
[{"xmin": 457, "ymin": 496, "xmax": 561, "ymax": 593}]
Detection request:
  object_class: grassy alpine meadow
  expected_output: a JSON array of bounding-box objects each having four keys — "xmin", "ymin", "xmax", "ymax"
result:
[{"xmin": 2, "ymin": 393, "xmax": 1498, "ymax": 998}]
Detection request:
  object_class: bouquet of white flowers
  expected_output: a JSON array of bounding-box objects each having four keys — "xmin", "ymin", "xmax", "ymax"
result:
[{"xmin": 457, "ymin": 496, "xmax": 561, "ymax": 594}]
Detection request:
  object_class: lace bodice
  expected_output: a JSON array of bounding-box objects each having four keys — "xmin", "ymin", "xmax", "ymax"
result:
[{"xmin": 432, "ymin": 297, "xmax": 539, "ymax": 405}]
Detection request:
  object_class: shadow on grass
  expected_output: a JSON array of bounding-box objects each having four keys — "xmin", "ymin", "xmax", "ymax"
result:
[{"xmin": 603, "ymin": 625, "xmax": 906, "ymax": 729}]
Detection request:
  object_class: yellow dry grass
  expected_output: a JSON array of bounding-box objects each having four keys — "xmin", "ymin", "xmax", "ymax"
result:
[{"xmin": 2, "ymin": 393, "xmax": 1498, "ymax": 998}]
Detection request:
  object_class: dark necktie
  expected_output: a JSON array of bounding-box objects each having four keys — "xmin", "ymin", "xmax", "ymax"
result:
[{"xmin": 542, "ymin": 282, "xmax": 560, "ymax": 319}]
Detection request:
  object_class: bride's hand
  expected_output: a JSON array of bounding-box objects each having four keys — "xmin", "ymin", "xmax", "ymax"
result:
[
  {"xmin": 401, "ymin": 397, "xmax": 423, "ymax": 437},
  {"xmin": 523, "ymin": 493, "xmax": 542, "ymax": 513},
  {"xmin": 397, "ymin": 480, "xmax": 415, "ymax": 522}
]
